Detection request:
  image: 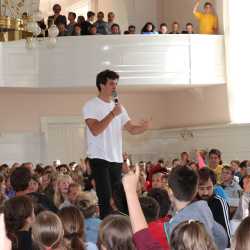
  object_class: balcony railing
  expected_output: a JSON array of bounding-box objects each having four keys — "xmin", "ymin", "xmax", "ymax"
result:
[{"xmin": 0, "ymin": 34, "xmax": 225, "ymax": 88}]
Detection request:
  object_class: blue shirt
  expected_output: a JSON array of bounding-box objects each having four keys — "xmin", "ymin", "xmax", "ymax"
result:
[{"xmin": 85, "ymin": 217, "xmax": 102, "ymax": 243}]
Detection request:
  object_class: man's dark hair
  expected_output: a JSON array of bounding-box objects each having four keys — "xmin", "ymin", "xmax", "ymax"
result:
[
  {"xmin": 87, "ymin": 11, "xmax": 95, "ymax": 19},
  {"xmin": 148, "ymin": 188, "xmax": 171, "ymax": 218},
  {"xmin": 10, "ymin": 167, "xmax": 31, "ymax": 192},
  {"xmin": 68, "ymin": 12, "xmax": 76, "ymax": 19},
  {"xmin": 53, "ymin": 4, "xmax": 61, "ymax": 11},
  {"xmin": 97, "ymin": 11, "xmax": 104, "ymax": 17},
  {"xmin": 204, "ymin": 2, "xmax": 212, "ymax": 8},
  {"xmin": 168, "ymin": 165, "xmax": 198, "ymax": 202},
  {"xmin": 111, "ymin": 23, "xmax": 120, "ymax": 30},
  {"xmin": 208, "ymin": 149, "xmax": 221, "ymax": 159},
  {"xmin": 198, "ymin": 167, "xmax": 217, "ymax": 185},
  {"xmin": 186, "ymin": 22, "xmax": 193, "ymax": 27},
  {"xmin": 96, "ymin": 70, "xmax": 119, "ymax": 91},
  {"xmin": 160, "ymin": 23, "xmax": 167, "ymax": 28},
  {"xmin": 139, "ymin": 196, "xmax": 160, "ymax": 223},
  {"xmin": 240, "ymin": 160, "xmax": 248, "ymax": 169}
]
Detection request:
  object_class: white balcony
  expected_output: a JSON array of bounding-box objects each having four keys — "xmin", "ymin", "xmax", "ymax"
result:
[{"xmin": 0, "ymin": 34, "xmax": 225, "ymax": 89}]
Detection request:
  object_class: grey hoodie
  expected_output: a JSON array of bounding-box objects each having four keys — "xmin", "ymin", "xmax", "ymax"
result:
[{"xmin": 164, "ymin": 200, "xmax": 228, "ymax": 250}]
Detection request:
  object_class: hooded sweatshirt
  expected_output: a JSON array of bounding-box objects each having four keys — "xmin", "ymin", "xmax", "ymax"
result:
[{"xmin": 164, "ymin": 200, "xmax": 228, "ymax": 250}]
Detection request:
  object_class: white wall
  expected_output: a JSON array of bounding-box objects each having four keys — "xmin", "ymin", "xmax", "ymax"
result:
[
  {"xmin": 1, "ymin": 120, "xmax": 250, "ymax": 165},
  {"xmin": 96, "ymin": 0, "xmax": 163, "ymax": 32},
  {"xmin": 0, "ymin": 35, "xmax": 226, "ymax": 88}
]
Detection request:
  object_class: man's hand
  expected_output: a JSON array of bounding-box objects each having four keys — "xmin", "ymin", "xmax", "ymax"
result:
[
  {"xmin": 138, "ymin": 118, "xmax": 151, "ymax": 130},
  {"xmin": 112, "ymin": 103, "xmax": 122, "ymax": 116},
  {"xmin": 122, "ymin": 164, "xmax": 140, "ymax": 193},
  {"xmin": 193, "ymin": 0, "xmax": 201, "ymax": 14},
  {"xmin": 124, "ymin": 118, "xmax": 151, "ymax": 135}
]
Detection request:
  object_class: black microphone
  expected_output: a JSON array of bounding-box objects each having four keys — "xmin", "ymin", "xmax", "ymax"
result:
[{"xmin": 112, "ymin": 90, "xmax": 119, "ymax": 105}]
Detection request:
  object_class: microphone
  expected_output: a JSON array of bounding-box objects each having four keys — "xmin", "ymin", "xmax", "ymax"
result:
[{"xmin": 112, "ymin": 90, "xmax": 119, "ymax": 105}]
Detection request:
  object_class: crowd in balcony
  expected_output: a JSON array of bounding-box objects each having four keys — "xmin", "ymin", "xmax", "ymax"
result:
[
  {"xmin": 0, "ymin": 148, "xmax": 249, "ymax": 249},
  {"xmin": 28, "ymin": 0, "xmax": 218, "ymax": 38}
]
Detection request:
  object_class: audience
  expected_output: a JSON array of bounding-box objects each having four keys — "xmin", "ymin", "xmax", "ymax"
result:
[
  {"xmin": 3, "ymin": 144, "xmax": 250, "ymax": 250},
  {"xmin": 33, "ymin": 2, "xmax": 221, "ymax": 39},
  {"xmin": 165, "ymin": 165, "xmax": 228, "ymax": 250}
]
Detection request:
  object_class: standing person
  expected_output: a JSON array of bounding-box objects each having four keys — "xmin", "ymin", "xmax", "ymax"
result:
[
  {"xmin": 82, "ymin": 69, "xmax": 150, "ymax": 219},
  {"xmin": 48, "ymin": 4, "xmax": 67, "ymax": 27},
  {"xmin": 208, "ymin": 149, "xmax": 223, "ymax": 183},
  {"xmin": 94, "ymin": 11, "xmax": 109, "ymax": 35},
  {"xmin": 107, "ymin": 12, "xmax": 116, "ymax": 34},
  {"xmin": 82, "ymin": 11, "xmax": 95, "ymax": 35},
  {"xmin": 193, "ymin": 0, "xmax": 218, "ymax": 34}
]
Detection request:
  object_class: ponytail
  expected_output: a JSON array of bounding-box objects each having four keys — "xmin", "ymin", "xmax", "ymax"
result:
[{"xmin": 70, "ymin": 233, "xmax": 85, "ymax": 250}]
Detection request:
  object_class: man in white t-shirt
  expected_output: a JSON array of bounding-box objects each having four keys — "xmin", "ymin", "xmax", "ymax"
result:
[{"xmin": 82, "ymin": 69, "xmax": 149, "ymax": 219}]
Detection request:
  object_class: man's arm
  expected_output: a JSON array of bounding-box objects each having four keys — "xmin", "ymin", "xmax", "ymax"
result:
[
  {"xmin": 193, "ymin": 0, "xmax": 201, "ymax": 14},
  {"xmin": 85, "ymin": 103, "xmax": 122, "ymax": 136},
  {"xmin": 124, "ymin": 119, "xmax": 150, "ymax": 135}
]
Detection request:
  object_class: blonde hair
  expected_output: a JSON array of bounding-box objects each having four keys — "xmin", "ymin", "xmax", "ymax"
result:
[
  {"xmin": 170, "ymin": 220, "xmax": 217, "ymax": 250},
  {"xmin": 32, "ymin": 211, "xmax": 64, "ymax": 250},
  {"xmin": 53, "ymin": 174, "xmax": 72, "ymax": 207},
  {"xmin": 231, "ymin": 216, "xmax": 250, "ymax": 250}
]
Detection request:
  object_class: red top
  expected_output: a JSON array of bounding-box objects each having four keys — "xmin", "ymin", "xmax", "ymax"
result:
[
  {"xmin": 148, "ymin": 219, "xmax": 170, "ymax": 250},
  {"xmin": 133, "ymin": 228, "xmax": 163, "ymax": 250}
]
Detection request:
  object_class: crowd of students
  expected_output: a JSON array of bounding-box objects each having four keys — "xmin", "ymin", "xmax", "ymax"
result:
[
  {"xmin": 0, "ymin": 148, "xmax": 249, "ymax": 249},
  {"xmin": 25, "ymin": 0, "xmax": 218, "ymax": 37}
]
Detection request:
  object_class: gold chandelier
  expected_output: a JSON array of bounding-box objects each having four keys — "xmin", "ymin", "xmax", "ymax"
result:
[{"xmin": 0, "ymin": 0, "xmax": 32, "ymax": 41}]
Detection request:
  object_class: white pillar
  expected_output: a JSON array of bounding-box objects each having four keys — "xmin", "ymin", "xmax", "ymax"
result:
[{"xmin": 224, "ymin": 0, "xmax": 250, "ymax": 123}]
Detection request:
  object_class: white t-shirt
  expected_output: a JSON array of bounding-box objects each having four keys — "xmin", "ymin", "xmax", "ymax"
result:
[{"xmin": 82, "ymin": 97, "xmax": 130, "ymax": 163}]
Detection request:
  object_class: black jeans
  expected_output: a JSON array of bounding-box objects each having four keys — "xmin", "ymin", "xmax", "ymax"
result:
[{"xmin": 90, "ymin": 158, "xmax": 122, "ymax": 219}]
